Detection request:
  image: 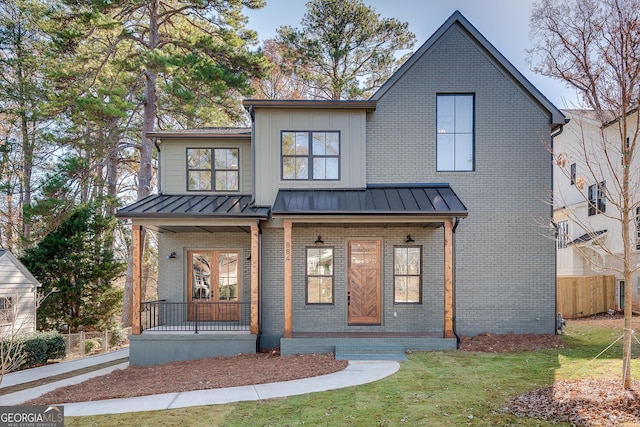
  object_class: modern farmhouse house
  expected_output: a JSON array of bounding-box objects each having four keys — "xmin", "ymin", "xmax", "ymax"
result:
[{"xmin": 118, "ymin": 11, "xmax": 566, "ymax": 365}]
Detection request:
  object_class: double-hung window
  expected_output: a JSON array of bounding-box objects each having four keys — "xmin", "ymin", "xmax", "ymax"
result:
[
  {"xmin": 0, "ymin": 297, "xmax": 13, "ymax": 325},
  {"xmin": 306, "ymin": 247, "xmax": 334, "ymax": 304},
  {"xmin": 557, "ymin": 220, "xmax": 569, "ymax": 249},
  {"xmin": 282, "ymin": 131, "xmax": 340, "ymax": 180},
  {"xmin": 394, "ymin": 246, "xmax": 422, "ymax": 303},
  {"xmin": 588, "ymin": 181, "xmax": 606, "ymax": 216},
  {"xmin": 187, "ymin": 148, "xmax": 239, "ymax": 191},
  {"xmin": 436, "ymin": 94, "xmax": 474, "ymax": 171}
]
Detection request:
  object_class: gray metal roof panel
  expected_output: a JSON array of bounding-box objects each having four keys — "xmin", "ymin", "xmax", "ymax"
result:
[
  {"xmin": 272, "ymin": 186, "xmax": 468, "ymax": 217},
  {"xmin": 117, "ymin": 194, "xmax": 269, "ymax": 219}
]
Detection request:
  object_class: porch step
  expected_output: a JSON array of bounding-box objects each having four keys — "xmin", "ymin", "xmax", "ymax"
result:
[{"xmin": 335, "ymin": 344, "xmax": 407, "ymax": 361}]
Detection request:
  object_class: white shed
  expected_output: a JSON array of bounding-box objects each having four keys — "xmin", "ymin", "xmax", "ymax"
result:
[{"xmin": 0, "ymin": 249, "xmax": 41, "ymax": 335}]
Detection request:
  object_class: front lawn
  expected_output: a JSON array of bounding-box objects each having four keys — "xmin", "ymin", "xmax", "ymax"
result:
[{"xmin": 67, "ymin": 318, "xmax": 639, "ymax": 426}]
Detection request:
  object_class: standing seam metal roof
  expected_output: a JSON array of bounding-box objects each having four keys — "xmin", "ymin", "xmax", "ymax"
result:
[
  {"xmin": 271, "ymin": 185, "xmax": 468, "ymax": 217},
  {"xmin": 116, "ymin": 194, "xmax": 270, "ymax": 218}
]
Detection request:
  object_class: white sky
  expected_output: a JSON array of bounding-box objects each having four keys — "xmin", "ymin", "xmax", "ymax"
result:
[{"xmin": 244, "ymin": 0, "xmax": 581, "ymax": 108}]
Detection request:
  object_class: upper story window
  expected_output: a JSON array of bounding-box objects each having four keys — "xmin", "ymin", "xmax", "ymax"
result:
[
  {"xmin": 588, "ymin": 181, "xmax": 606, "ymax": 216},
  {"xmin": 570, "ymin": 163, "xmax": 576, "ymax": 185},
  {"xmin": 282, "ymin": 131, "xmax": 340, "ymax": 180},
  {"xmin": 436, "ymin": 94, "xmax": 474, "ymax": 171},
  {"xmin": 635, "ymin": 207, "xmax": 640, "ymax": 250},
  {"xmin": 394, "ymin": 246, "xmax": 422, "ymax": 303},
  {"xmin": 187, "ymin": 148, "xmax": 239, "ymax": 192},
  {"xmin": 557, "ymin": 220, "xmax": 569, "ymax": 249}
]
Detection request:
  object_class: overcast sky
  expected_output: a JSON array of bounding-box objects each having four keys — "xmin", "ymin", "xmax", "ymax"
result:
[{"xmin": 244, "ymin": 0, "xmax": 581, "ymax": 108}]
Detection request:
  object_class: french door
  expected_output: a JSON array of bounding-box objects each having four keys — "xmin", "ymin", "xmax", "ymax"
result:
[{"xmin": 188, "ymin": 251, "xmax": 240, "ymax": 321}]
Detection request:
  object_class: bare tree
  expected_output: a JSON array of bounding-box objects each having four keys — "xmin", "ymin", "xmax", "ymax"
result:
[{"xmin": 530, "ymin": 0, "xmax": 640, "ymax": 389}]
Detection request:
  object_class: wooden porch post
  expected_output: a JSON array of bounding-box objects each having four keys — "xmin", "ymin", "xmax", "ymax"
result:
[
  {"xmin": 132, "ymin": 225, "xmax": 142, "ymax": 335},
  {"xmin": 250, "ymin": 224, "xmax": 260, "ymax": 334},
  {"xmin": 284, "ymin": 221, "xmax": 293, "ymax": 338},
  {"xmin": 444, "ymin": 221, "xmax": 455, "ymax": 338}
]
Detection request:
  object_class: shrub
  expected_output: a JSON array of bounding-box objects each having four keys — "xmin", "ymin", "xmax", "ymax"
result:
[
  {"xmin": 108, "ymin": 328, "xmax": 128, "ymax": 348},
  {"xmin": 84, "ymin": 338, "xmax": 101, "ymax": 354},
  {"xmin": 2, "ymin": 331, "xmax": 67, "ymax": 370}
]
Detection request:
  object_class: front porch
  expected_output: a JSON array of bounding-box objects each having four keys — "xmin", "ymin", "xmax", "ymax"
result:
[
  {"xmin": 281, "ymin": 332, "xmax": 458, "ymax": 359},
  {"xmin": 131, "ymin": 300, "xmax": 258, "ymax": 365}
]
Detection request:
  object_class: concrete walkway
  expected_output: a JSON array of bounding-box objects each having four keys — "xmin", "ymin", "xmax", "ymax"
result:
[{"xmin": 1, "ymin": 349, "xmax": 400, "ymax": 417}]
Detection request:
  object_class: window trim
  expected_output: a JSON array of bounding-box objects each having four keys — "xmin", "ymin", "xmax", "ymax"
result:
[
  {"xmin": 393, "ymin": 245, "xmax": 423, "ymax": 304},
  {"xmin": 588, "ymin": 181, "xmax": 606, "ymax": 216},
  {"xmin": 0, "ymin": 296, "xmax": 14, "ymax": 325},
  {"xmin": 436, "ymin": 93, "xmax": 475, "ymax": 172},
  {"xmin": 186, "ymin": 147, "xmax": 240, "ymax": 192},
  {"xmin": 281, "ymin": 131, "xmax": 341, "ymax": 181},
  {"xmin": 557, "ymin": 220, "xmax": 569, "ymax": 249},
  {"xmin": 305, "ymin": 246, "xmax": 335, "ymax": 305}
]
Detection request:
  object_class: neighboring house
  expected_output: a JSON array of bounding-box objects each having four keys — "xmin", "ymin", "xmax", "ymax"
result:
[
  {"xmin": 0, "ymin": 249, "xmax": 41, "ymax": 335},
  {"xmin": 118, "ymin": 11, "xmax": 565, "ymax": 366},
  {"xmin": 553, "ymin": 109, "xmax": 640, "ymax": 311}
]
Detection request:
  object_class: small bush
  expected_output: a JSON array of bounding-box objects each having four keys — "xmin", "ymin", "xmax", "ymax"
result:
[
  {"xmin": 108, "ymin": 328, "xmax": 128, "ymax": 348},
  {"xmin": 19, "ymin": 334, "xmax": 48, "ymax": 368},
  {"xmin": 2, "ymin": 331, "xmax": 67, "ymax": 370},
  {"xmin": 41, "ymin": 331, "xmax": 66, "ymax": 360},
  {"xmin": 84, "ymin": 338, "xmax": 101, "ymax": 354}
]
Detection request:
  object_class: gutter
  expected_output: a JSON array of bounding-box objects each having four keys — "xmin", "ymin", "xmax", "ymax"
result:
[
  {"xmin": 452, "ymin": 216, "xmax": 461, "ymax": 348},
  {"xmin": 550, "ymin": 118, "xmax": 569, "ymax": 335}
]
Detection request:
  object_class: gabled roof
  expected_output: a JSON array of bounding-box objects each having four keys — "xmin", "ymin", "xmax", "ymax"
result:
[
  {"xmin": 116, "ymin": 194, "xmax": 270, "ymax": 219},
  {"xmin": 0, "ymin": 249, "xmax": 41, "ymax": 287},
  {"xmin": 272, "ymin": 184, "xmax": 468, "ymax": 220},
  {"xmin": 371, "ymin": 10, "xmax": 565, "ymax": 127}
]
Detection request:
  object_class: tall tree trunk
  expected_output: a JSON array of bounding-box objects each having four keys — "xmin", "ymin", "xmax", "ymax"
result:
[{"xmin": 122, "ymin": 0, "xmax": 159, "ymax": 327}]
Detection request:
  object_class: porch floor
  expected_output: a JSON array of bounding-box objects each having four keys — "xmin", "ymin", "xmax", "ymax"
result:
[{"xmin": 293, "ymin": 332, "xmax": 442, "ymax": 338}]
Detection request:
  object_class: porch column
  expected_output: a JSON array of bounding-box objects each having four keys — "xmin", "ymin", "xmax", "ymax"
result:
[
  {"xmin": 132, "ymin": 225, "xmax": 142, "ymax": 335},
  {"xmin": 444, "ymin": 221, "xmax": 455, "ymax": 338},
  {"xmin": 250, "ymin": 224, "xmax": 260, "ymax": 334},
  {"xmin": 284, "ymin": 221, "xmax": 293, "ymax": 338}
]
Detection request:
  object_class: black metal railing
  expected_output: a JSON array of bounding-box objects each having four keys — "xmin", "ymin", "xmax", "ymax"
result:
[{"xmin": 141, "ymin": 300, "xmax": 251, "ymax": 333}]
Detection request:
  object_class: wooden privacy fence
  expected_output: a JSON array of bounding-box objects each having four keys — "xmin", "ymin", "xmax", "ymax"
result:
[{"xmin": 557, "ymin": 275, "xmax": 616, "ymax": 318}]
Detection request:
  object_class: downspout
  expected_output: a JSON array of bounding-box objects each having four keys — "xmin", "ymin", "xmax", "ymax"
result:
[
  {"xmin": 257, "ymin": 224, "xmax": 263, "ymax": 352},
  {"xmin": 451, "ymin": 217, "xmax": 461, "ymax": 348},
  {"xmin": 153, "ymin": 137, "xmax": 161, "ymax": 194},
  {"xmin": 550, "ymin": 118, "xmax": 569, "ymax": 334},
  {"xmin": 248, "ymin": 105, "xmax": 256, "ymax": 203}
]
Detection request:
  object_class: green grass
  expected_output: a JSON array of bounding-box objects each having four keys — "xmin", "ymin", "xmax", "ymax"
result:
[{"xmin": 66, "ymin": 322, "xmax": 638, "ymax": 427}]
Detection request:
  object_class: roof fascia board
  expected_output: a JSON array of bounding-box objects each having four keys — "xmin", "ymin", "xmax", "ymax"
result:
[
  {"xmin": 271, "ymin": 214, "xmax": 468, "ymax": 223},
  {"xmin": 370, "ymin": 10, "xmax": 565, "ymax": 127},
  {"xmin": 132, "ymin": 218, "xmax": 261, "ymax": 227},
  {"xmin": 242, "ymin": 99, "xmax": 376, "ymax": 111}
]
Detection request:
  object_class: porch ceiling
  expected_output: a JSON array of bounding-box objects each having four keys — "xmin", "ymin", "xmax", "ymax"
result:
[{"xmin": 272, "ymin": 184, "xmax": 468, "ymax": 223}]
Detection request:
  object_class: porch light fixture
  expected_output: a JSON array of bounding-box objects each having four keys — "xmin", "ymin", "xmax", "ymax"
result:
[
  {"xmin": 314, "ymin": 235, "xmax": 324, "ymax": 245},
  {"xmin": 405, "ymin": 235, "xmax": 415, "ymax": 243},
  {"xmin": 168, "ymin": 251, "xmax": 177, "ymax": 259}
]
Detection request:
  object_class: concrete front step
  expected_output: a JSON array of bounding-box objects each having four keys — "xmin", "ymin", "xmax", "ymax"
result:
[{"xmin": 335, "ymin": 344, "xmax": 407, "ymax": 361}]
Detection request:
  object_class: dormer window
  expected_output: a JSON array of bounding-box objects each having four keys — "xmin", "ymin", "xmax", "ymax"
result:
[
  {"xmin": 281, "ymin": 131, "xmax": 340, "ymax": 180},
  {"xmin": 187, "ymin": 148, "xmax": 239, "ymax": 191}
]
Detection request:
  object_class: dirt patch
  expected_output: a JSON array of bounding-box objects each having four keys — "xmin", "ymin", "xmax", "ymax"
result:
[{"xmin": 460, "ymin": 333, "xmax": 564, "ymax": 353}]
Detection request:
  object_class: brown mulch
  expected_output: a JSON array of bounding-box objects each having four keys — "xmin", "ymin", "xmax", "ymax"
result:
[
  {"xmin": 25, "ymin": 352, "xmax": 347, "ymax": 405},
  {"xmin": 460, "ymin": 333, "xmax": 564, "ymax": 353}
]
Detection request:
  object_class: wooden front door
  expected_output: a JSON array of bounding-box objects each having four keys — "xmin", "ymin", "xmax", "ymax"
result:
[
  {"xmin": 347, "ymin": 240, "xmax": 381, "ymax": 325},
  {"xmin": 188, "ymin": 251, "xmax": 240, "ymax": 321}
]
